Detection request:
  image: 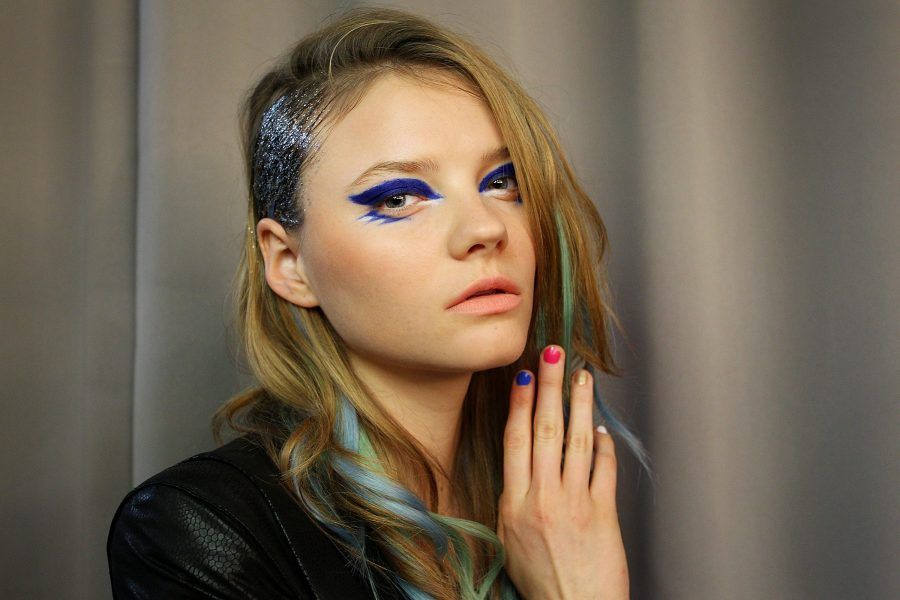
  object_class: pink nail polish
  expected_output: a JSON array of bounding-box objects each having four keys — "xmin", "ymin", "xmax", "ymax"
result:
[{"xmin": 543, "ymin": 345, "xmax": 561, "ymax": 364}]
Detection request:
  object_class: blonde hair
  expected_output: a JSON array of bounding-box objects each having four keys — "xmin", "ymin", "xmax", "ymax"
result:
[{"xmin": 214, "ymin": 6, "xmax": 647, "ymax": 599}]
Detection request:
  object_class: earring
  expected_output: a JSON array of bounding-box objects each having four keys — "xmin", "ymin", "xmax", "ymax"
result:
[{"xmin": 248, "ymin": 224, "xmax": 257, "ymax": 251}]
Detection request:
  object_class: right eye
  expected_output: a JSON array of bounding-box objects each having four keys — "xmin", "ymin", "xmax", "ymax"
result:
[
  {"xmin": 373, "ymin": 192, "xmax": 426, "ymax": 216},
  {"xmin": 348, "ymin": 177, "xmax": 443, "ymax": 224}
]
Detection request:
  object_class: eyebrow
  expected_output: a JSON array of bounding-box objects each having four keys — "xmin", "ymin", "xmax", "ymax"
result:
[{"xmin": 348, "ymin": 145, "xmax": 511, "ymax": 189}]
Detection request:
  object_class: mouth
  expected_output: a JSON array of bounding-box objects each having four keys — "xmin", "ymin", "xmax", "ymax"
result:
[
  {"xmin": 446, "ymin": 276, "xmax": 522, "ymax": 313},
  {"xmin": 469, "ymin": 289, "xmax": 507, "ymax": 298}
]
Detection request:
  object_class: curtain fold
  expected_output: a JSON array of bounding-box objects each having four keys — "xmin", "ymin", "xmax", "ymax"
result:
[
  {"xmin": 1, "ymin": 1, "xmax": 137, "ymax": 597},
  {"xmin": 1, "ymin": 1, "xmax": 896, "ymax": 598}
]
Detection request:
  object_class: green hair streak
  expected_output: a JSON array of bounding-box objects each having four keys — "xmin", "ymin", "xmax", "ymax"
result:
[{"xmin": 535, "ymin": 207, "xmax": 579, "ymax": 402}]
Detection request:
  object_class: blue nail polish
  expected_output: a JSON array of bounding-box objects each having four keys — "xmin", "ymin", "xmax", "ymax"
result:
[{"xmin": 515, "ymin": 371, "xmax": 532, "ymax": 386}]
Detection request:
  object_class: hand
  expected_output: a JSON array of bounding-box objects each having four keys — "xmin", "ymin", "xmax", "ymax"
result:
[{"xmin": 497, "ymin": 344, "xmax": 629, "ymax": 600}]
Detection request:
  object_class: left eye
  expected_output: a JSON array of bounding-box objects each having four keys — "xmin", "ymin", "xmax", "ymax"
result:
[
  {"xmin": 487, "ymin": 175, "xmax": 518, "ymax": 191},
  {"xmin": 376, "ymin": 193, "xmax": 422, "ymax": 212}
]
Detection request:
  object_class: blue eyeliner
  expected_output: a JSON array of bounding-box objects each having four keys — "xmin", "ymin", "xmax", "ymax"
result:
[
  {"xmin": 348, "ymin": 178, "xmax": 443, "ymax": 224},
  {"xmin": 479, "ymin": 162, "xmax": 521, "ymax": 203},
  {"xmin": 348, "ymin": 178, "xmax": 441, "ymax": 205},
  {"xmin": 347, "ymin": 163, "xmax": 521, "ymax": 226}
]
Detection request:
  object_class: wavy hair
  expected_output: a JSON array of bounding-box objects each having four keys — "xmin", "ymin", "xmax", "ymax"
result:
[{"xmin": 214, "ymin": 6, "xmax": 650, "ymax": 599}]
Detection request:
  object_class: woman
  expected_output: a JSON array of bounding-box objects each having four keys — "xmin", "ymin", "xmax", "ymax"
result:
[{"xmin": 108, "ymin": 7, "xmax": 649, "ymax": 599}]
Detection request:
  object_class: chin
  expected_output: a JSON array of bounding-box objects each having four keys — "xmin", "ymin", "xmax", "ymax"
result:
[{"xmin": 460, "ymin": 335, "xmax": 528, "ymax": 372}]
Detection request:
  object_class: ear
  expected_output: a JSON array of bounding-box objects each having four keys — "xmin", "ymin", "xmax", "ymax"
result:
[{"xmin": 255, "ymin": 218, "xmax": 319, "ymax": 308}]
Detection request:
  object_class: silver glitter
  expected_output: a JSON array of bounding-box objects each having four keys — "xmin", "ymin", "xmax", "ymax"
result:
[{"xmin": 252, "ymin": 84, "xmax": 326, "ymax": 228}]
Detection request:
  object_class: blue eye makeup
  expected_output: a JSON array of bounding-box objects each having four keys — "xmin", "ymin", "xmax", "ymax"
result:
[
  {"xmin": 478, "ymin": 162, "xmax": 521, "ymax": 203},
  {"xmin": 348, "ymin": 178, "xmax": 443, "ymax": 224},
  {"xmin": 347, "ymin": 162, "xmax": 521, "ymax": 225}
]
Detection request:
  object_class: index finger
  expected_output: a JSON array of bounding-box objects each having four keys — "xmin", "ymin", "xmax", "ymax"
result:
[{"xmin": 502, "ymin": 369, "xmax": 534, "ymax": 499}]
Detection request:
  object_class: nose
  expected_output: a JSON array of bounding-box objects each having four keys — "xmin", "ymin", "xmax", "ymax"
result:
[{"xmin": 446, "ymin": 188, "xmax": 510, "ymax": 260}]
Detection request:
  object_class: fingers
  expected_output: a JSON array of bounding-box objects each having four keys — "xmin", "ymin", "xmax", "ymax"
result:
[
  {"xmin": 589, "ymin": 425, "xmax": 618, "ymax": 503},
  {"xmin": 504, "ymin": 344, "xmax": 618, "ymax": 505},
  {"xmin": 561, "ymin": 368, "xmax": 594, "ymax": 490},
  {"xmin": 531, "ymin": 345, "xmax": 565, "ymax": 490},
  {"xmin": 503, "ymin": 368, "xmax": 535, "ymax": 499}
]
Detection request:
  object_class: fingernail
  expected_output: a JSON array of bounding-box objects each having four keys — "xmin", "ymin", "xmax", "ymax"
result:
[
  {"xmin": 543, "ymin": 345, "xmax": 561, "ymax": 364},
  {"xmin": 576, "ymin": 370, "xmax": 588, "ymax": 385},
  {"xmin": 596, "ymin": 425, "xmax": 608, "ymax": 434},
  {"xmin": 515, "ymin": 370, "xmax": 532, "ymax": 386}
]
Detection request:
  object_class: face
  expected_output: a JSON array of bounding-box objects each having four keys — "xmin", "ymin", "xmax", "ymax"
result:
[{"xmin": 286, "ymin": 72, "xmax": 535, "ymax": 375}]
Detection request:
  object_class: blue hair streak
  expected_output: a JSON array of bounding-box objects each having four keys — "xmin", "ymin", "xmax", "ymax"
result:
[
  {"xmin": 540, "ymin": 207, "xmax": 653, "ymax": 479},
  {"xmin": 291, "ymin": 395, "xmax": 515, "ymax": 599}
]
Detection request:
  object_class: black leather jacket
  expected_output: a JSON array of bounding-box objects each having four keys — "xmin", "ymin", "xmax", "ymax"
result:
[{"xmin": 107, "ymin": 436, "xmax": 401, "ymax": 599}]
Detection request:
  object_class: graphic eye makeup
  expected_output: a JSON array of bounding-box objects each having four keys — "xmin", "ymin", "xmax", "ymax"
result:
[
  {"xmin": 348, "ymin": 178, "xmax": 443, "ymax": 224},
  {"xmin": 479, "ymin": 162, "xmax": 521, "ymax": 203}
]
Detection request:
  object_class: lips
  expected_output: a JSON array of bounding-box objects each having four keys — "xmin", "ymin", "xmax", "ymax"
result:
[{"xmin": 446, "ymin": 276, "xmax": 521, "ymax": 309}]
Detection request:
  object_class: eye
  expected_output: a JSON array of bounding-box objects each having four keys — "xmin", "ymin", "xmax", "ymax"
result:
[
  {"xmin": 487, "ymin": 175, "xmax": 518, "ymax": 192},
  {"xmin": 348, "ymin": 177, "xmax": 443, "ymax": 224},
  {"xmin": 374, "ymin": 192, "xmax": 425, "ymax": 215},
  {"xmin": 479, "ymin": 162, "xmax": 521, "ymax": 203}
]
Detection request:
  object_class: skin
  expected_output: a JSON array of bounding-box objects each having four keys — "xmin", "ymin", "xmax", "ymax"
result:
[
  {"xmin": 257, "ymin": 71, "xmax": 628, "ymax": 598},
  {"xmin": 499, "ymin": 346, "xmax": 629, "ymax": 599}
]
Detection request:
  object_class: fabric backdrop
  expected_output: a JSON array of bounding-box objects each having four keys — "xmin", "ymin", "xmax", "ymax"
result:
[{"xmin": 1, "ymin": 1, "xmax": 896, "ymax": 598}]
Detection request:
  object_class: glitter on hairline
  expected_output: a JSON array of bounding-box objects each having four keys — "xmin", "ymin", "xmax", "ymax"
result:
[{"xmin": 252, "ymin": 84, "xmax": 327, "ymax": 228}]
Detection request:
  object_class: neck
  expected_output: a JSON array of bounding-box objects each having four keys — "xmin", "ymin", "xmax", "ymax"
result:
[{"xmin": 347, "ymin": 351, "xmax": 471, "ymax": 512}]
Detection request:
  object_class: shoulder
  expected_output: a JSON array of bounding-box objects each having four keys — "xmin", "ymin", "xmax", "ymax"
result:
[
  {"xmin": 121, "ymin": 435, "xmax": 283, "ymax": 519},
  {"xmin": 111, "ymin": 436, "xmax": 288, "ymax": 545},
  {"xmin": 107, "ymin": 436, "xmax": 386, "ymax": 600},
  {"xmin": 107, "ymin": 436, "xmax": 313, "ymax": 599}
]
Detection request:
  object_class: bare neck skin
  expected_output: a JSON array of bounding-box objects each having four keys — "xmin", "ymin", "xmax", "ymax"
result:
[{"xmin": 347, "ymin": 350, "xmax": 470, "ymax": 516}]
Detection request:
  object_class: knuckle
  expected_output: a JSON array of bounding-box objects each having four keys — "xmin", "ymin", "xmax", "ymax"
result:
[
  {"xmin": 533, "ymin": 418, "xmax": 562, "ymax": 442},
  {"xmin": 598, "ymin": 433, "xmax": 617, "ymax": 457},
  {"xmin": 510, "ymin": 390, "xmax": 532, "ymax": 409},
  {"xmin": 504, "ymin": 428, "xmax": 529, "ymax": 451},
  {"xmin": 596, "ymin": 447, "xmax": 618, "ymax": 469},
  {"xmin": 569, "ymin": 503, "xmax": 593, "ymax": 529},
  {"xmin": 590, "ymin": 483, "xmax": 617, "ymax": 510},
  {"xmin": 566, "ymin": 431, "xmax": 591, "ymax": 452},
  {"xmin": 593, "ymin": 458, "xmax": 619, "ymax": 490},
  {"xmin": 530, "ymin": 501, "xmax": 556, "ymax": 527}
]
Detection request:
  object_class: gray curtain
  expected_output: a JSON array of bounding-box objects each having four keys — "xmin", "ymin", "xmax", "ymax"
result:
[{"xmin": 2, "ymin": 1, "xmax": 896, "ymax": 598}]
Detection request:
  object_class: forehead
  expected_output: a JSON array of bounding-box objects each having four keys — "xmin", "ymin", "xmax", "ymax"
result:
[{"xmin": 313, "ymin": 71, "xmax": 502, "ymax": 170}]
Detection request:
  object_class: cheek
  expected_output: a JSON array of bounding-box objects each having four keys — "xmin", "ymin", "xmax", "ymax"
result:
[
  {"xmin": 304, "ymin": 226, "xmax": 433, "ymax": 329},
  {"xmin": 307, "ymin": 234, "xmax": 375, "ymax": 304},
  {"xmin": 513, "ymin": 222, "xmax": 537, "ymax": 278}
]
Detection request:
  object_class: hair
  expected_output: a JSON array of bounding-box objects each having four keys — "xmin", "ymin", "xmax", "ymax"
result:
[{"xmin": 213, "ymin": 6, "xmax": 650, "ymax": 599}]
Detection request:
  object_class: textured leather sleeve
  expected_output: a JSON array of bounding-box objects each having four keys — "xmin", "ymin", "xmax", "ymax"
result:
[{"xmin": 108, "ymin": 482, "xmax": 305, "ymax": 599}]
